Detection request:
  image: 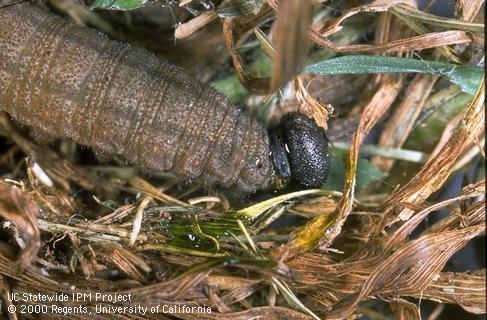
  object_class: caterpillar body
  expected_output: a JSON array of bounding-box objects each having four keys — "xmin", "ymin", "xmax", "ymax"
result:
[{"xmin": 0, "ymin": 1, "xmax": 330, "ymax": 192}]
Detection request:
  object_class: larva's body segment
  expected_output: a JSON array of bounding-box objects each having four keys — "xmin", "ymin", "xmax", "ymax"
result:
[{"xmin": 0, "ymin": 2, "xmax": 273, "ymax": 192}]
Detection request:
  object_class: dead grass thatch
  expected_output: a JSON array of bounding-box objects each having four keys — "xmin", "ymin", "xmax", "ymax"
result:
[{"xmin": 0, "ymin": 0, "xmax": 485, "ymax": 319}]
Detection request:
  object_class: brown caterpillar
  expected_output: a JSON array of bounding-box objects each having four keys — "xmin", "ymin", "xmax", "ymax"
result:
[
  {"xmin": 0, "ymin": 0, "xmax": 276, "ymax": 192},
  {"xmin": 0, "ymin": 1, "xmax": 330, "ymax": 192}
]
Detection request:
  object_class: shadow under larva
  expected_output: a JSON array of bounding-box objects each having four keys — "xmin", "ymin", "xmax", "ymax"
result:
[{"xmin": 0, "ymin": 1, "xmax": 330, "ymax": 192}]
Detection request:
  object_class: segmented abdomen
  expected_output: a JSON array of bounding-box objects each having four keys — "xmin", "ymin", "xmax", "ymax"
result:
[{"xmin": 0, "ymin": 2, "xmax": 272, "ymax": 192}]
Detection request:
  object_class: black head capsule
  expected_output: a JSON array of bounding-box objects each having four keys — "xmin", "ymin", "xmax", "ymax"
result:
[{"xmin": 269, "ymin": 112, "xmax": 330, "ymax": 188}]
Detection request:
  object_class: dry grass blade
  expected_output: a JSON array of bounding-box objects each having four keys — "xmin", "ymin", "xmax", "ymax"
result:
[
  {"xmin": 93, "ymin": 242, "xmax": 151, "ymax": 283},
  {"xmin": 175, "ymin": 11, "xmax": 219, "ymax": 40},
  {"xmin": 314, "ymin": 0, "xmax": 415, "ymax": 38},
  {"xmin": 129, "ymin": 196, "xmax": 152, "ymax": 246},
  {"xmin": 92, "ymin": 204, "xmax": 136, "ymax": 224},
  {"xmin": 287, "ymin": 197, "xmax": 484, "ymax": 318},
  {"xmin": 420, "ymin": 270, "xmax": 486, "ymax": 314},
  {"xmin": 129, "ymin": 177, "xmax": 187, "ymax": 205},
  {"xmin": 183, "ymin": 306, "xmax": 312, "ymax": 319},
  {"xmin": 427, "ymin": 113, "xmax": 463, "ymax": 161},
  {"xmin": 375, "ymin": 225, "xmax": 483, "ymax": 297},
  {"xmin": 236, "ymin": 188, "xmax": 328, "ymax": 219},
  {"xmin": 383, "ymin": 180, "xmax": 484, "ymax": 250},
  {"xmin": 269, "ymin": 0, "xmax": 313, "ymax": 92},
  {"xmin": 308, "ymin": 1, "xmax": 471, "ymax": 53},
  {"xmin": 372, "ymin": 73, "xmax": 438, "ymax": 172},
  {"xmin": 311, "ymin": 29, "xmax": 471, "ymax": 53},
  {"xmin": 455, "ymin": 0, "xmax": 485, "ymax": 22},
  {"xmin": 381, "ymin": 77, "xmax": 484, "ymax": 224}
]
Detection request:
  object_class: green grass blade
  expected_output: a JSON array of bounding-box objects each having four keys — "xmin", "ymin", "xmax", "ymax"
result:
[
  {"xmin": 89, "ymin": 0, "xmax": 148, "ymax": 11},
  {"xmin": 305, "ymin": 55, "xmax": 483, "ymax": 95},
  {"xmin": 391, "ymin": 4, "xmax": 484, "ymax": 34}
]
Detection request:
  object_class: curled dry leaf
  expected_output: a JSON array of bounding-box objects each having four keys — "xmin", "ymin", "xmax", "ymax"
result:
[
  {"xmin": 0, "ymin": 181, "xmax": 40, "ymax": 269},
  {"xmin": 294, "ymin": 77, "xmax": 334, "ymax": 129},
  {"xmin": 389, "ymin": 298, "xmax": 421, "ymax": 320},
  {"xmin": 222, "ymin": 6, "xmax": 274, "ymax": 94}
]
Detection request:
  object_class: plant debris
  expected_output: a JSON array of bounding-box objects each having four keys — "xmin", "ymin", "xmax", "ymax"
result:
[{"xmin": 0, "ymin": 0, "xmax": 485, "ymax": 319}]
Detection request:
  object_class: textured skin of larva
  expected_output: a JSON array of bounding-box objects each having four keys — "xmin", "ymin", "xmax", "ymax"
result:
[{"xmin": 0, "ymin": 2, "xmax": 272, "ymax": 192}]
